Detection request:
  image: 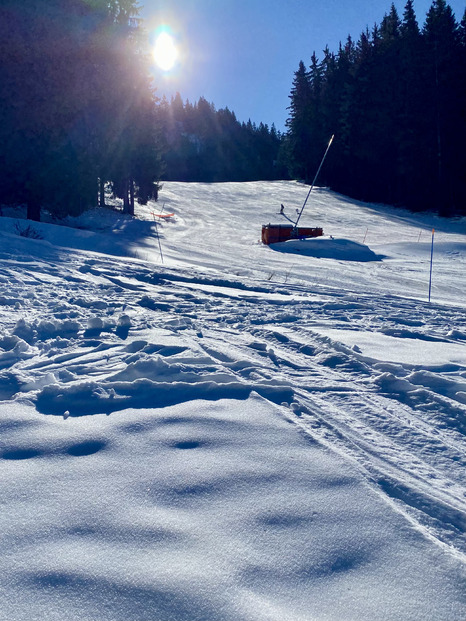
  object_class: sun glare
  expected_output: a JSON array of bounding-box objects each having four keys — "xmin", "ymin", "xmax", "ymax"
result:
[{"xmin": 153, "ymin": 31, "xmax": 178, "ymax": 72}]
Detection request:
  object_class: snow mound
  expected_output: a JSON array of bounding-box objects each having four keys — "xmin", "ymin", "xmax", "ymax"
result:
[{"xmin": 271, "ymin": 236, "xmax": 382, "ymax": 261}]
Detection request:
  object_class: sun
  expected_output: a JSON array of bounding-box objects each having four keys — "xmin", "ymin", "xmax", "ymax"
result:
[{"xmin": 153, "ymin": 31, "xmax": 178, "ymax": 72}]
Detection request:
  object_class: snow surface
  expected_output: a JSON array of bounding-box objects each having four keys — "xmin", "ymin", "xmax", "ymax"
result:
[{"xmin": 1, "ymin": 181, "xmax": 465, "ymax": 621}]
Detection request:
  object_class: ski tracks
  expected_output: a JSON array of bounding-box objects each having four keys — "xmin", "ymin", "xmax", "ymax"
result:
[
  {"xmin": 1, "ymin": 249, "xmax": 466, "ymax": 560},
  {"xmin": 171, "ymin": 278, "xmax": 466, "ymax": 558},
  {"xmin": 212, "ymin": 293, "xmax": 466, "ymax": 559}
]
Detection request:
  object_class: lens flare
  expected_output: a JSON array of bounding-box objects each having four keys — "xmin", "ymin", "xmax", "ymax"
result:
[{"xmin": 153, "ymin": 31, "xmax": 178, "ymax": 72}]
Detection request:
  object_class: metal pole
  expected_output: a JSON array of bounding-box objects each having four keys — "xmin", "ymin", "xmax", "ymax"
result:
[
  {"xmin": 152, "ymin": 212, "xmax": 164, "ymax": 264},
  {"xmin": 155, "ymin": 222, "xmax": 164, "ymax": 264},
  {"xmin": 428, "ymin": 228, "xmax": 434, "ymax": 302},
  {"xmin": 293, "ymin": 134, "xmax": 334, "ymax": 232}
]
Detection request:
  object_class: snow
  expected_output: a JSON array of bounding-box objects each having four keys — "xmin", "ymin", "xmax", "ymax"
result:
[
  {"xmin": 270, "ymin": 236, "xmax": 383, "ymax": 261},
  {"xmin": 1, "ymin": 181, "xmax": 465, "ymax": 621},
  {"xmin": 315, "ymin": 328, "xmax": 466, "ymax": 366}
]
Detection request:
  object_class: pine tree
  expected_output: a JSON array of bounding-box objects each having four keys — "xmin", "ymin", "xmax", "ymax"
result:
[
  {"xmin": 397, "ymin": 0, "xmax": 426, "ymax": 209},
  {"xmin": 285, "ymin": 61, "xmax": 313, "ymax": 181},
  {"xmin": 422, "ymin": 0, "xmax": 461, "ymax": 213}
]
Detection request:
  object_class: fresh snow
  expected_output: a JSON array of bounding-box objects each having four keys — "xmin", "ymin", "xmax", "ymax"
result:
[{"xmin": 0, "ymin": 180, "xmax": 465, "ymax": 621}]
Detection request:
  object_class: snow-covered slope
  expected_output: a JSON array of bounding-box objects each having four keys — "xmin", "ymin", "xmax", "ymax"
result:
[{"xmin": 1, "ymin": 182, "xmax": 465, "ymax": 621}]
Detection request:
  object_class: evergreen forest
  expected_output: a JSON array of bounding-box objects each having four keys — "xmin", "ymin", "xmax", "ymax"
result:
[
  {"xmin": 0, "ymin": 0, "xmax": 161, "ymax": 220},
  {"xmin": 285, "ymin": 0, "xmax": 466, "ymax": 215},
  {"xmin": 0, "ymin": 0, "xmax": 465, "ymax": 220},
  {"xmin": 155, "ymin": 94, "xmax": 285, "ymax": 183},
  {"xmin": 0, "ymin": 0, "xmax": 284, "ymax": 221}
]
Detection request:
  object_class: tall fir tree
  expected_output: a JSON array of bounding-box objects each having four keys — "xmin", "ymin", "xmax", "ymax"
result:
[{"xmin": 285, "ymin": 61, "xmax": 313, "ymax": 181}]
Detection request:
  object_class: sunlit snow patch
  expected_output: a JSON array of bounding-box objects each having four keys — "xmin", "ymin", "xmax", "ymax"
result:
[{"xmin": 315, "ymin": 328, "xmax": 466, "ymax": 367}]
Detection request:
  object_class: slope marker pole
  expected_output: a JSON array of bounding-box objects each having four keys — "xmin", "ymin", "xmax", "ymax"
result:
[
  {"xmin": 151, "ymin": 211, "xmax": 164, "ymax": 263},
  {"xmin": 155, "ymin": 222, "xmax": 164, "ymax": 263},
  {"xmin": 428, "ymin": 228, "xmax": 434, "ymax": 302}
]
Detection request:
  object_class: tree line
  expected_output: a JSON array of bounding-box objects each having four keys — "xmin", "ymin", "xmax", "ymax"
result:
[
  {"xmin": 0, "ymin": 0, "xmax": 285, "ymax": 221},
  {"xmin": 2, "ymin": 0, "xmax": 465, "ymax": 221},
  {"xmin": 155, "ymin": 94, "xmax": 286, "ymax": 182},
  {"xmin": 284, "ymin": 0, "xmax": 466, "ymax": 215}
]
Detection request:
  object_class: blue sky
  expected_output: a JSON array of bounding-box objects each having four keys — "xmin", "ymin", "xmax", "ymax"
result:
[{"xmin": 141, "ymin": 0, "xmax": 465, "ymax": 131}]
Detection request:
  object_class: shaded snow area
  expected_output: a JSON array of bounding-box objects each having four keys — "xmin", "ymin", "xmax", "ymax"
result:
[{"xmin": 1, "ymin": 181, "xmax": 465, "ymax": 621}]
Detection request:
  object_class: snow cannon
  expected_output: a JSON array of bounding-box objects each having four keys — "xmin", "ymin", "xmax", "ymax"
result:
[
  {"xmin": 261, "ymin": 224, "xmax": 323, "ymax": 245},
  {"xmin": 263, "ymin": 135, "xmax": 333, "ymax": 246}
]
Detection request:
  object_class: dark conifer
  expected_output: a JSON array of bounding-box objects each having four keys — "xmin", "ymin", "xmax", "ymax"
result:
[
  {"xmin": 285, "ymin": 61, "xmax": 313, "ymax": 181},
  {"xmin": 422, "ymin": 0, "xmax": 461, "ymax": 213}
]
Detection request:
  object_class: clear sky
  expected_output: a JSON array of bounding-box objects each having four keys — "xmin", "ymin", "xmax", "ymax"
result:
[{"xmin": 141, "ymin": 0, "xmax": 465, "ymax": 131}]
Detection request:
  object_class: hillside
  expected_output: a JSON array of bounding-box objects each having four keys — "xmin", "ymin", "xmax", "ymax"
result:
[{"xmin": 1, "ymin": 181, "xmax": 465, "ymax": 621}]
